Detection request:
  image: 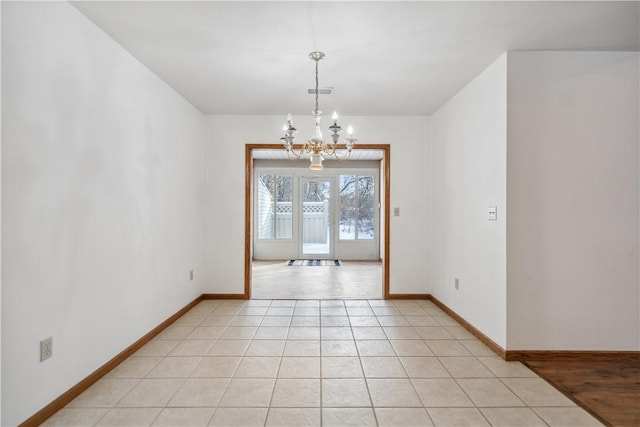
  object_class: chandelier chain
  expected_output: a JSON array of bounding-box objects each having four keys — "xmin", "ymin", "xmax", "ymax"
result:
[{"xmin": 314, "ymin": 59, "xmax": 320, "ymax": 114}]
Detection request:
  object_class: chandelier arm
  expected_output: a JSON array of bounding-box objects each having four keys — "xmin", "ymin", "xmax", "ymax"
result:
[
  {"xmin": 323, "ymin": 142, "xmax": 337, "ymax": 156},
  {"xmin": 324, "ymin": 141, "xmax": 354, "ymax": 160},
  {"xmin": 285, "ymin": 150, "xmax": 303, "ymax": 160},
  {"xmin": 285, "ymin": 144, "xmax": 305, "ymax": 159},
  {"xmin": 305, "ymin": 141, "xmax": 315, "ymax": 154},
  {"xmin": 330, "ymin": 149, "xmax": 353, "ymax": 161}
]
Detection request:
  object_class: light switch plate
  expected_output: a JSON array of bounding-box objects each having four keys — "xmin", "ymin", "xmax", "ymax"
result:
[{"xmin": 488, "ymin": 206, "xmax": 497, "ymax": 221}]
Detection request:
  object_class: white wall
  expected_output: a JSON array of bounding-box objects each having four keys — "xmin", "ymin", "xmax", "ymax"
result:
[
  {"xmin": 427, "ymin": 54, "xmax": 508, "ymax": 347},
  {"xmin": 204, "ymin": 115, "xmax": 429, "ymax": 295},
  {"xmin": 1, "ymin": 3, "xmax": 205, "ymax": 425},
  {"xmin": 506, "ymin": 51, "xmax": 639, "ymax": 350}
]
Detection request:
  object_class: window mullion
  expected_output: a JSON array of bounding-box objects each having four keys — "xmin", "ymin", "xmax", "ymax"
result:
[
  {"xmin": 354, "ymin": 175, "xmax": 359, "ymax": 240},
  {"xmin": 273, "ymin": 175, "xmax": 278, "ymax": 239}
]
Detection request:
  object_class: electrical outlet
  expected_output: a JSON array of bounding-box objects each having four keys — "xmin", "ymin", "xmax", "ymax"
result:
[
  {"xmin": 454, "ymin": 278, "xmax": 460, "ymax": 290},
  {"xmin": 190, "ymin": 270, "xmax": 194, "ymax": 281},
  {"xmin": 40, "ymin": 337, "xmax": 53, "ymax": 362}
]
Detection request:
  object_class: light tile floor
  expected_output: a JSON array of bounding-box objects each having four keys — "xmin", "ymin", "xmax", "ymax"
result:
[
  {"xmin": 43, "ymin": 299, "xmax": 603, "ymax": 427},
  {"xmin": 251, "ymin": 261, "xmax": 383, "ymax": 300}
]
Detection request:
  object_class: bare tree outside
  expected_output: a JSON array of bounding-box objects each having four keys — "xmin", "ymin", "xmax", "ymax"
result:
[{"xmin": 340, "ymin": 175, "xmax": 375, "ymax": 240}]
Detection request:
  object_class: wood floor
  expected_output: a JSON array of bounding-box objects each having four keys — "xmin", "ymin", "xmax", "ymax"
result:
[
  {"xmin": 524, "ymin": 358, "xmax": 640, "ymax": 427},
  {"xmin": 251, "ymin": 260, "xmax": 382, "ymax": 300}
]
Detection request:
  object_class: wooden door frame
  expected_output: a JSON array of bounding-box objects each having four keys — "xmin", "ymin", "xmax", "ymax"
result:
[{"xmin": 245, "ymin": 143, "xmax": 391, "ymax": 299}]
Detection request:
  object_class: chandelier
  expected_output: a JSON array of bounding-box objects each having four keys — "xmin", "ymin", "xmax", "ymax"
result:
[{"xmin": 281, "ymin": 51, "xmax": 357, "ymax": 170}]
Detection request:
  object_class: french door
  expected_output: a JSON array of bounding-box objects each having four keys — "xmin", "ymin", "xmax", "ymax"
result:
[
  {"xmin": 254, "ymin": 168, "xmax": 379, "ymax": 261},
  {"xmin": 300, "ymin": 177, "xmax": 333, "ymax": 259}
]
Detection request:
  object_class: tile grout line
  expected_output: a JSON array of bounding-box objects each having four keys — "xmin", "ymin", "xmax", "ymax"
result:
[
  {"xmin": 265, "ymin": 298, "xmax": 289, "ymax": 425},
  {"xmin": 397, "ymin": 309, "xmax": 436, "ymax": 426},
  {"xmin": 318, "ymin": 301, "xmax": 324, "ymax": 427},
  {"xmin": 209, "ymin": 301, "xmax": 253, "ymax": 426},
  {"xmin": 394, "ymin": 302, "xmax": 436, "ymax": 427},
  {"xmin": 198, "ymin": 360, "xmax": 219, "ymax": 419},
  {"xmin": 192, "ymin": 301, "xmax": 220, "ymax": 427},
  {"xmin": 354, "ymin": 300, "xmax": 379, "ymax": 427}
]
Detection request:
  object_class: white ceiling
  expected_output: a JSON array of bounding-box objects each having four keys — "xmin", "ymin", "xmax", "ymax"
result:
[{"xmin": 71, "ymin": 1, "xmax": 639, "ymax": 116}]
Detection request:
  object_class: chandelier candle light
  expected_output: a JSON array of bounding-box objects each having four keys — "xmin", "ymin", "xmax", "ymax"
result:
[{"xmin": 281, "ymin": 51, "xmax": 357, "ymax": 170}]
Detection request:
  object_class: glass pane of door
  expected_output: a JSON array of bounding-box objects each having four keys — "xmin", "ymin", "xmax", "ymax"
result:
[
  {"xmin": 275, "ymin": 175, "xmax": 293, "ymax": 238},
  {"xmin": 257, "ymin": 174, "xmax": 293, "ymax": 239},
  {"xmin": 339, "ymin": 175, "xmax": 356, "ymax": 240},
  {"xmin": 339, "ymin": 174, "xmax": 375, "ymax": 240},
  {"xmin": 301, "ymin": 178, "xmax": 332, "ymax": 257},
  {"xmin": 357, "ymin": 176, "xmax": 375, "ymax": 239},
  {"xmin": 257, "ymin": 174, "xmax": 274, "ymax": 239}
]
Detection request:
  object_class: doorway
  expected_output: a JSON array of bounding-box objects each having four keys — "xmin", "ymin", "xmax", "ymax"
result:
[{"xmin": 244, "ymin": 144, "xmax": 391, "ymax": 299}]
